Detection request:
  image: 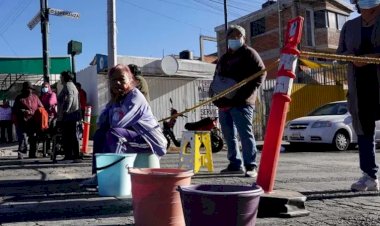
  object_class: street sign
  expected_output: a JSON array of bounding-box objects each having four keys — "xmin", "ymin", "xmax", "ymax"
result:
[
  {"xmin": 27, "ymin": 12, "xmax": 41, "ymax": 30},
  {"xmin": 48, "ymin": 8, "xmax": 80, "ymax": 19}
]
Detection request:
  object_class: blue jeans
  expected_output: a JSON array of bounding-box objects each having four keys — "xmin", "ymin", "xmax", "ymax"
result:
[
  {"xmin": 219, "ymin": 105, "xmax": 257, "ymax": 169},
  {"xmin": 358, "ymin": 134, "xmax": 378, "ymax": 179}
]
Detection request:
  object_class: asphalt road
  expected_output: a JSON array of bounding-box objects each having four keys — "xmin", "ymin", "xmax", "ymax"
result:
[{"xmin": 1, "ymin": 143, "xmax": 380, "ymax": 226}]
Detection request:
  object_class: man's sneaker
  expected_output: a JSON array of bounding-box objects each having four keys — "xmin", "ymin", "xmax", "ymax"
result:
[
  {"xmin": 80, "ymin": 175, "xmax": 98, "ymax": 188},
  {"xmin": 351, "ymin": 174, "xmax": 379, "ymax": 192},
  {"xmin": 220, "ymin": 165, "xmax": 244, "ymax": 174},
  {"xmin": 245, "ymin": 166, "xmax": 258, "ymax": 178}
]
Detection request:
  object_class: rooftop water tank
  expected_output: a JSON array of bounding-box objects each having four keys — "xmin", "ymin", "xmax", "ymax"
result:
[{"xmin": 179, "ymin": 50, "xmax": 193, "ymax": 60}]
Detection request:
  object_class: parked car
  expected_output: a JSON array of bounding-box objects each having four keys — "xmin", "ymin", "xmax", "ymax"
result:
[{"xmin": 283, "ymin": 101, "xmax": 380, "ymax": 151}]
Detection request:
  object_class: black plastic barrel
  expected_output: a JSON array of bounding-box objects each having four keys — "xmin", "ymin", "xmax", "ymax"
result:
[{"xmin": 178, "ymin": 184, "xmax": 263, "ymax": 226}]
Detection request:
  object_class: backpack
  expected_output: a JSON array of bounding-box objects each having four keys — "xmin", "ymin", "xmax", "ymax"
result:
[{"xmin": 34, "ymin": 107, "xmax": 49, "ymax": 131}]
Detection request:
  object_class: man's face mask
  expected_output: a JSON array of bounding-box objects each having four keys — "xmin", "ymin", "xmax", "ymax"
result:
[
  {"xmin": 228, "ymin": 37, "xmax": 244, "ymax": 51},
  {"xmin": 357, "ymin": 0, "xmax": 380, "ymax": 9}
]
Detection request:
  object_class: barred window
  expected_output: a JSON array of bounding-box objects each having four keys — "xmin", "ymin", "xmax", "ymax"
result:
[
  {"xmin": 250, "ymin": 17, "xmax": 266, "ymax": 37},
  {"xmin": 314, "ymin": 10, "xmax": 327, "ymax": 28}
]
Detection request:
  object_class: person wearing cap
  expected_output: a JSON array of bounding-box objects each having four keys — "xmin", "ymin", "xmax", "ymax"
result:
[
  {"xmin": 128, "ymin": 64, "xmax": 150, "ymax": 102},
  {"xmin": 211, "ymin": 24, "xmax": 266, "ymax": 177},
  {"xmin": 13, "ymin": 81, "xmax": 43, "ymax": 158},
  {"xmin": 337, "ymin": 0, "xmax": 380, "ymax": 192},
  {"xmin": 57, "ymin": 71, "xmax": 82, "ymax": 162},
  {"xmin": 80, "ymin": 64, "xmax": 166, "ymax": 187}
]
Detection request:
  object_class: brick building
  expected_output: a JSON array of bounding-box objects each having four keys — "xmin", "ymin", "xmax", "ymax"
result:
[{"xmin": 215, "ymin": 0, "xmax": 354, "ymax": 79}]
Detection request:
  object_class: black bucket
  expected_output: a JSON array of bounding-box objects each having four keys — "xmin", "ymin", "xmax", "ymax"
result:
[{"xmin": 178, "ymin": 184, "xmax": 263, "ymax": 226}]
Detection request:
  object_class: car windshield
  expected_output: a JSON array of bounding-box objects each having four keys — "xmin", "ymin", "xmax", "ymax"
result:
[{"xmin": 308, "ymin": 102, "xmax": 347, "ymax": 116}]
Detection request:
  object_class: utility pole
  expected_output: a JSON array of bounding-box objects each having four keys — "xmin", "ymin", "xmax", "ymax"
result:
[
  {"xmin": 28, "ymin": 1, "xmax": 80, "ymax": 83},
  {"xmin": 40, "ymin": 0, "xmax": 50, "ymax": 83},
  {"xmin": 224, "ymin": 0, "xmax": 228, "ymax": 52},
  {"xmin": 107, "ymin": 0, "xmax": 117, "ymax": 69}
]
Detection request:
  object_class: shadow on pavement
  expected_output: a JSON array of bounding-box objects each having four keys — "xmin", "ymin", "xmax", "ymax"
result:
[
  {"xmin": 0, "ymin": 178, "xmax": 90, "ymax": 197},
  {"xmin": 0, "ymin": 178, "xmax": 134, "ymax": 224},
  {"xmin": 302, "ymin": 189, "xmax": 380, "ymax": 200},
  {"xmin": 0, "ymin": 198, "xmax": 134, "ymax": 223},
  {"xmin": 0, "ymin": 161, "xmax": 92, "ymax": 170},
  {"xmin": 193, "ymin": 173, "xmax": 247, "ymax": 179}
]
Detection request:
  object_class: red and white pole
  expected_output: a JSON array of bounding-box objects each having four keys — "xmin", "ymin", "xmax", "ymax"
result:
[
  {"xmin": 81, "ymin": 106, "xmax": 92, "ymax": 154},
  {"xmin": 257, "ymin": 17, "xmax": 304, "ymax": 193}
]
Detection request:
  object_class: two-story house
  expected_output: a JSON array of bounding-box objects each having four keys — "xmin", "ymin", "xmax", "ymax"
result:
[{"xmin": 215, "ymin": 0, "xmax": 354, "ymax": 79}]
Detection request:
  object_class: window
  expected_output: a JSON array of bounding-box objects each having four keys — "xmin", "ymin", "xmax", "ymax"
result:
[
  {"xmin": 314, "ymin": 10, "xmax": 348, "ymax": 30},
  {"xmin": 250, "ymin": 17, "xmax": 266, "ymax": 37},
  {"xmin": 328, "ymin": 11, "xmax": 337, "ymax": 29},
  {"xmin": 337, "ymin": 14, "xmax": 347, "ymax": 30},
  {"xmin": 314, "ymin": 10, "xmax": 327, "ymax": 28}
]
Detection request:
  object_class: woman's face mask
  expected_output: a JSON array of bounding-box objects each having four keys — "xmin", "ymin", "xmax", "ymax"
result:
[
  {"xmin": 42, "ymin": 87, "xmax": 49, "ymax": 93},
  {"xmin": 358, "ymin": 0, "xmax": 380, "ymax": 9}
]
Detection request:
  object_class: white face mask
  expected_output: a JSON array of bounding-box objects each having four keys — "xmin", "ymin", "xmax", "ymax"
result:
[
  {"xmin": 228, "ymin": 37, "xmax": 244, "ymax": 51},
  {"xmin": 358, "ymin": 0, "xmax": 380, "ymax": 9},
  {"xmin": 42, "ymin": 87, "xmax": 49, "ymax": 93}
]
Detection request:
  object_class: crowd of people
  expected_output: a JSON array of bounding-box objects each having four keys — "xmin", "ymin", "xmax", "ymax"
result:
[
  {"xmin": 3, "ymin": 0, "xmax": 379, "ymax": 194},
  {"xmin": 3, "ymin": 71, "xmax": 88, "ymax": 162}
]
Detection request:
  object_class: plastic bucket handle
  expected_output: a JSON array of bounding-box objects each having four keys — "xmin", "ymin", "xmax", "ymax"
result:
[{"xmin": 96, "ymin": 156, "xmax": 126, "ymax": 171}]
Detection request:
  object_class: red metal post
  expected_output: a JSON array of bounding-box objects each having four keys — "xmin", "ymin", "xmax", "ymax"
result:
[{"xmin": 257, "ymin": 17, "xmax": 304, "ymax": 193}]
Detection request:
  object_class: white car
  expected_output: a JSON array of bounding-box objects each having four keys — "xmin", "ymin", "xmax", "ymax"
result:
[{"xmin": 283, "ymin": 101, "xmax": 380, "ymax": 151}]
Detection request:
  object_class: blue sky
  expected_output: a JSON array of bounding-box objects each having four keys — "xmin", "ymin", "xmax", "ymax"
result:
[{"xmin": 0, "ymin": 0, "xmax": 357, "ymax": 71}]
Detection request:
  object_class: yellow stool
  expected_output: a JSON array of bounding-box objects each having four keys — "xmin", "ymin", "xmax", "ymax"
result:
[{"xmin": 178, "ymin": 131, "xmax": 214, "ymax": 173}]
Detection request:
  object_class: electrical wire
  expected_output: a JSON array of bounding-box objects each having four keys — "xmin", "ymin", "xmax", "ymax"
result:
[{"xmin": 120, "ymin": 0, "xmax": 215, "ymax": 33}]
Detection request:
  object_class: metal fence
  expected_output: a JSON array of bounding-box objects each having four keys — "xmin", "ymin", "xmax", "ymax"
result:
[{"xmin": 252, "ymin": 64, "xmax": 348, "ymax": 140}]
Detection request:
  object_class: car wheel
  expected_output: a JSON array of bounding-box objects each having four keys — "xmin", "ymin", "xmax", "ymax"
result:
[{"xmin": 333, "ymin": 131, "xmax": 350, "ymax": 151}]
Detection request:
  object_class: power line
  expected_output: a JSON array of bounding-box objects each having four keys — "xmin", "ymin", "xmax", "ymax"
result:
[
  {"xmin": 120, "ymin": 0, "xmax": 214, "ymax": 33},
  {"xmin": 157, "ymin": 0, "xmax": 223, "ymax": 16},
  {"xmin": 192, "ymin": 0, "xmax": 243, "ymax": 18},
  {"xmin": 0, "ymin": 34, "xmax": 18, "ymax": 55},
  {"xmin": 0, "ymin": 0, "xmax": 32, "ymax": 34},
  {"xmin": 207, "ymin": 0, "xmax": 251, "ymax": 13}
]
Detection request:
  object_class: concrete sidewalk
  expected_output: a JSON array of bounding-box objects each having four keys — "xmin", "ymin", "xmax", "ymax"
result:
[{"xmin": 1, "ymin": 142, "xmax": 380, "ymax": 225}]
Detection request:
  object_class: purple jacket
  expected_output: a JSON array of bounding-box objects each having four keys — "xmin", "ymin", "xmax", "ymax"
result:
[{"xmin": 97, "ymin": 88, "xmax": 167, "ymax": 156}]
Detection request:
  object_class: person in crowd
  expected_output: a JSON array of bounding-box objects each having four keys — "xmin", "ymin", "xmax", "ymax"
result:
[
  {"xmin": 211, "ymin": 25, "xmax": 266, "ymax": 177},
  {"xmin": 75, "ymin": 82, "xmax": 87, "ymax": 139},
  {"xmin": 337, "ymin": 0, "xmax": 380, "ymax": 192},
  {"xmin": 75, "ymin": 82, "xmax": 87, "ymax": 119},
  {"xmin": 57, "ymin": 71, "xmax": 82, "ymax": 162},
  {"xmin": 40, "ymin": 82, "xmax": 58, "ymax": 151},
  {"xmin": 13, "ymin": 82, "xmax": 43, "ymax": 158},
  {"xmin": 80, "ymin": 64, "xmax": 166, "ymax": 187},
  {"xmin": 128, "ymin": 64, "xmax": 150, "ymax": 102},
  {"xmin": 0, "ymin": 99, "xmax": 13, "ymax": 143}
]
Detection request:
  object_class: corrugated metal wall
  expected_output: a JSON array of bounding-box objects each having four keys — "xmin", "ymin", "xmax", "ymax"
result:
[
  {"xmin": 287, "ymin": 83, "xmax": 347, "ymax": 121},
  {"xmin": 146, "ymin": 77, "xmax": 217, "ymax": 139}
]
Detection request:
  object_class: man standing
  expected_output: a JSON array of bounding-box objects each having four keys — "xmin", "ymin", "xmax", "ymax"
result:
[
  {"xmin": 211, "ymin": 25, "xmax": 266, "ymax": 177},
  {"xmin": 75, "ymin": 82, "xmax": 87, "ymax": 119},
  {"xmin": 57, "ymin": 71, "xmax": 81, "ymax": 162},
  {"xmin": 337, "ymin": 0, "xmax": 380, "ymax": 191},
  {"xmin": 128, "ymin": 64, "xmax": 150, "ymax": 102}
]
